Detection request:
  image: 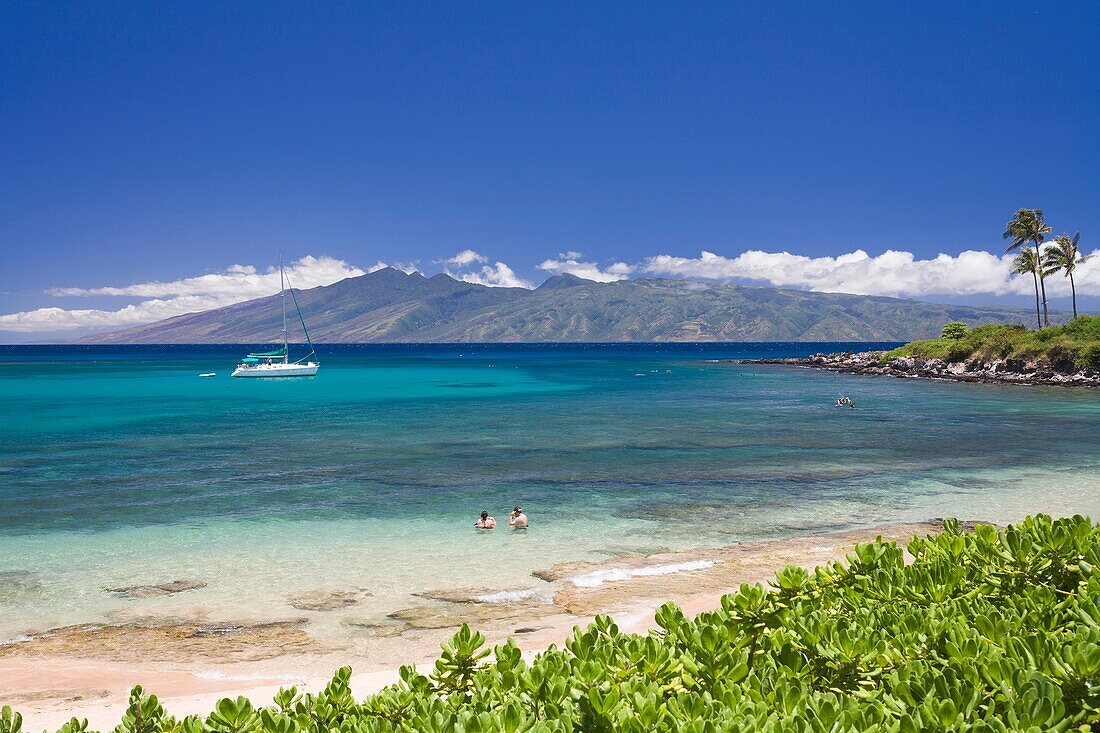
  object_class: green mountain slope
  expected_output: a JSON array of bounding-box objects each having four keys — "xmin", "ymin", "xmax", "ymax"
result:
[{"xmin": 81, "ymin": 268, "xmax": 1038, "ymax": 343}]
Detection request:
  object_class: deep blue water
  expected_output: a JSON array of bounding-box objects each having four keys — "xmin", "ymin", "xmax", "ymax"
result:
[{"xmin": 2, "ymin": 342, "xmax": 901, "ymax": 534}]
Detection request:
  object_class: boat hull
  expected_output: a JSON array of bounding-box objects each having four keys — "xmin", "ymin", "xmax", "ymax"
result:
[{"xmin": 232, "ymin": 363, "xmax": 319, "ymax": 378}]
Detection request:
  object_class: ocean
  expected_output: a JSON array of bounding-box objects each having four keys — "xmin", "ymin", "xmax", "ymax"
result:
[{"xmin": 2, "ymin": 343, "xmax": 1099, "ymax": 644}]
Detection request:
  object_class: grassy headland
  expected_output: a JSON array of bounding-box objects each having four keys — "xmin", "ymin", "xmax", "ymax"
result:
[
  {"xmin": 6, "ymin": 515, "xmax": 1099, "ymax": 731},
  {"xmin": 744, "ymin": 314, "xmax": 1100, "ymax": 386},
  {"xmin": 884, "ymin": 315, "xmax": 1100, "ymax": 372}
]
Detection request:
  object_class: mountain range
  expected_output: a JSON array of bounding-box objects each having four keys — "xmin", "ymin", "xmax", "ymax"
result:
[{"xmin": 81, "ymin": 268, "xmax": 1035, "ymax": 343}]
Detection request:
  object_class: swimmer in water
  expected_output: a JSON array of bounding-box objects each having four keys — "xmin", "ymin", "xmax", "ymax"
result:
[
  {"xmin": 475, "ymin": 511, "xmax": 496, "ymax": 529},
  {"xmin": 509, "ymin": 506, "xmax": 528, "ymax": 529}
]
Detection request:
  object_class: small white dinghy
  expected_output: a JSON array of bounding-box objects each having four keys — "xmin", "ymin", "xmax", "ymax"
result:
[{"xmin": 199, "ymin": 373, "xmax": 216, "ymax": 378}]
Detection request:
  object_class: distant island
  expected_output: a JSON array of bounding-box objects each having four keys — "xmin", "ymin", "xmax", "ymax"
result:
[
  {"xmin": 746, "ymin": 316, "xmax": 1100, "ymax": 387},
  {"xmin": 80, "ymin": 267, "xmax": 1039, "ymax": 344}
]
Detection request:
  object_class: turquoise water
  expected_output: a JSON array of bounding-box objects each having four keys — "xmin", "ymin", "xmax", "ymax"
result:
[{"xmin": 2, "ymin": 343, "xmax": 1099, "ymax": 643}]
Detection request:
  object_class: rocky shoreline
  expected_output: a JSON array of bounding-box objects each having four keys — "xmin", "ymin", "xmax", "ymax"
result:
[{"xmin": 742, "ymin": 351, "xmax": 1100, "ymax": 388}]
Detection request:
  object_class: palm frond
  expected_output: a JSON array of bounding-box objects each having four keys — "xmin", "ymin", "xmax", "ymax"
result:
[
  {"xmin": 1011, "ymin": 249, "xmax": 1039, "ymax": 276},
  {"xmin": 1002, "ymin": 208, "xmax": 1049, "ymax": 252},
  {"xmin": 1045, "ymin": 232, "xmax": 1089, "ymax": 275}
]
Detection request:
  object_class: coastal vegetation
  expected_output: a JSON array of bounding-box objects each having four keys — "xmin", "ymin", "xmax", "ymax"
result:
[
  {"xmin": 6, "ymin": 514, "xmax": 1100, "ymax": 731},
  {"xmin": 941, "ymin": 322, "xmax": 970, "ymax": 340},
  {"xmin": 1044, "ymin": 233, "xmax": 1090, "ymax": 320},
  {"xmin": 886, "ymin": 315, "xmax": 1100, "ymax": 373},
  {"xmin": 790, "ymin": 211, "xmax": 1093, "ymax": 384},
  {"xmin": 1003, "ymin": 209, "xmax": 1089, "ymax": 328},
  {"xmin": 1009, "ymin": 249, "xmax": 1043, "ymax": 327},
  {"xmin": 1003, "ymin": 209, "xmax": 1054, "ymax": 327}
]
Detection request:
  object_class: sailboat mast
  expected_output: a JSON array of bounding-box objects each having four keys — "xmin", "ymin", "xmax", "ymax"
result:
[{"xmin": 280, "ymin": 258, "xmax": 288, "ymax": 363}]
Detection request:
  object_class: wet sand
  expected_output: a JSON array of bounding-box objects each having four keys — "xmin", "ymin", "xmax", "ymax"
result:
[{"xmin": 2, "ymin": 521, "xmax": 952, "ymax": 731}]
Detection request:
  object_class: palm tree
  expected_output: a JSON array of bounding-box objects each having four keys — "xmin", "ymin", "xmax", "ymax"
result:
[
  {"xmin": 1011, "ymin": 249, "xmax": 1042, "ymax": 327},
  {"xmin": 1003, "ymin": 208, "xmax": 1053, "ymax": 327},
  {"xmin": 1043, "ymin": 232, "xmax": 1090, "ymax": 319}
]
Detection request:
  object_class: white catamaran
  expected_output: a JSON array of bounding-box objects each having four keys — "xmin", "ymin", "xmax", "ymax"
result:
[{"xmin": 232, "ymin": 260, "xmax": 319, "ymax": 378}]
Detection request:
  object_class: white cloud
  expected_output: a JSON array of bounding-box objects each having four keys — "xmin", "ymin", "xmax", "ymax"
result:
[
  {"xmin": 456, "ymin": 262, "xmax": 533, "ymax": 289},
  {"xmin": 642, "ymin": 247, "xmax": 1100, "ymax": 298},
  {"xmin": 368, "ymin": 260, "xmax": 421, "ymax": 275},
  {"xmin": 0, "ymin": 298, "xmax": 246, "ymax": 332},
  {"xmin": 49, "ymin": 255, "xmax": 363, "ymax": 298},
  {"xmin": 2, "ymin": 256, "xmax": 364, "ymax": 333},
  {"xmin": 440, "ymin": 250, "xmax": 533, "ymax": 288},
  {"xmin": 538, "ymin": 253, "xmax": 634, "ymax": 283},
  {"xmin": 443, "ymin": 249, "xmax": 488, "ymax": 267}
]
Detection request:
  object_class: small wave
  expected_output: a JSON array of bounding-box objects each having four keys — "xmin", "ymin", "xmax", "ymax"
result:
[
  {"xmin": 0, "ymin": 634, "xmax": 35, "ymax": 647},
  {"xmin": 474, "ymin": 587, "xmax": 554, "ymax": 604},
  {"xmin": 570, "ymin": 560, "xmax": 715, "ymax": 588}
]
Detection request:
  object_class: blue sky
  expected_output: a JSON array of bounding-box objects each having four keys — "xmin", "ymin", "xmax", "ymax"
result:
[{"xmin": 1, "ymin": 1, "xmax": 1098, "ymax": 338}]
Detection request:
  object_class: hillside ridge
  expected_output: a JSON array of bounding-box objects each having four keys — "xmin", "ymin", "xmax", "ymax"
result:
[{"xmin": 81, "ymin": 268, "xmax": 1040, "ymax": 343}]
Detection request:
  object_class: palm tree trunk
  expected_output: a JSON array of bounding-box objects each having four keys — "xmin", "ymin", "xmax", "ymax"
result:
[
  {"xmin": 1070, "ymin": 273, "xmax": 1077, "ymax": 319},
  {"xmin": 1035, "ymin": 245, "xmax": 1049, "ymax": 326},
  {"xmin": 1031, "ymin": 270, "xmax": 1041, "ymax": 328}
]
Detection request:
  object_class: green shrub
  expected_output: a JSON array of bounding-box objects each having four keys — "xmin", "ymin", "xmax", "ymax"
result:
[
  {"xmin": 986, "ymin": 332, "xmax": 1017, "ymax": 359},
  {"xmin": 1064, "ymin": 315, "xmax": 1100, "ymax": 340},
  {"xmin": 941, "ymin": 321, "xmax": 970, "ymax": 340},
  {"xmin": 1035, "ymin": 327, "xmax": 1057, "ymax": 342},
  {"xmin": 944, "ymin": 341, "xmax": 975, "ymax": 362},
  {"xmin": 0, "ymin": 706, "xmax": 22, "ymax": 733},
  {"xmin": 14, "ymin": 515, "xmax": 1100, "ymax": 732},
  {"xmin": 887, "ymin": 339, "xmax": 944, "ymax": 360},
  {"xmin": 970, "ymin": 323, "xmax": 1026, "ymax": 339},
  {"xmin": 1076, "ymin": 344, "xmax": 1100, "ymax": 373}
]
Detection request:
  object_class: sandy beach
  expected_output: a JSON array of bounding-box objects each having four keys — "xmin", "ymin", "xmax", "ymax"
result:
[{"xmin": 2, "ymin": 521, "xmax": 950, "ymax": 731}]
